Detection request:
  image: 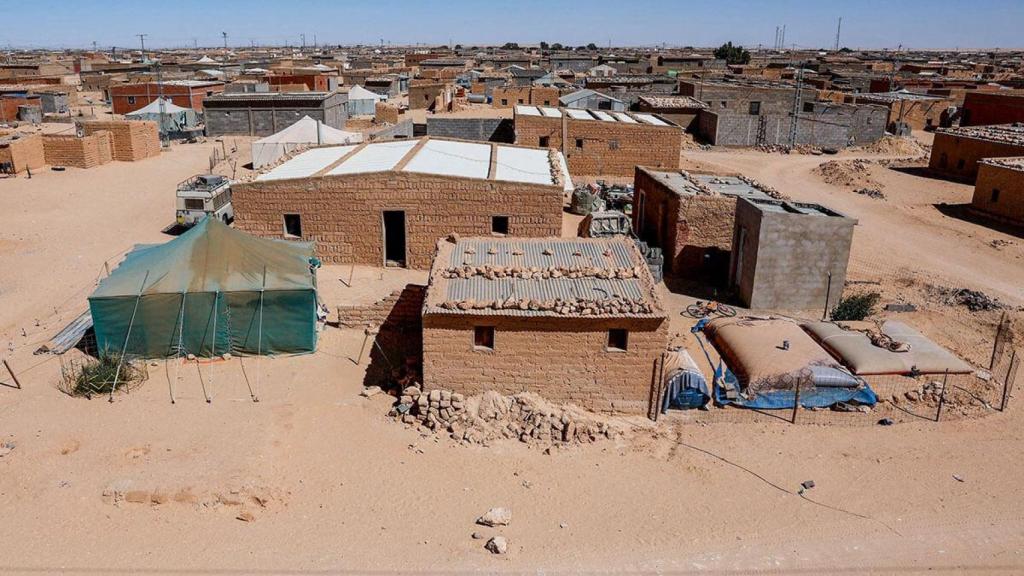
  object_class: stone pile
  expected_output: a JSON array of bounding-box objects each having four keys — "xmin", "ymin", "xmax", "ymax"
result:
[
  {"xmin": 393, "ymin": 388, "xmax": 627, "ymax": 447},
  {"xmin": 443, "ymin": 264, "xmax": 645, "ymax": 280},
  {"xmin": 437, "ymin": 295, "xmax": 654, "ymax": 316}
]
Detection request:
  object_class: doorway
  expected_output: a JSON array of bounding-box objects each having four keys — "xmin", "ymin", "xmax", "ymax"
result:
[{"xmin": 382, "ymin": 210, "xmax": 407, "ymax": 267}]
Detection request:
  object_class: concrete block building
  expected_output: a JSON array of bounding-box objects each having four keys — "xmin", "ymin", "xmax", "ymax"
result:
[
  {"xmin": 514, "ymin": 105, "xmax": 682, "ymax": 177},
  {"xmin": 633, "ymin": 167, "xmax": 776, "ymax": 280},
  {"xmin": 929, "ymin": 124, "xmax": 1024, "ymax": 182},
  {"xmin": 971, "ymin": 158, "xmax": 1024, "ymax": 226},
  {"xmin": 232, "ymin": 137, "xmax": 573, "ymax": 268},
  {"xmin": 109, "ymin": 80, "xmax": 224, "ymax": 114},
  {"xmin": 421, "ymin": 236, "xmax": 669, "ymax": 415},
  {"xmin": 635, "ymin": 95, "xmax": 707, "ymax": 131},
  {"xmin": 203, "ymin": 91, "xmax": 348, "ymax": 137},
  {"xmin": 729, "ymin": 198, "xmax": 856, "ymax": 311}
]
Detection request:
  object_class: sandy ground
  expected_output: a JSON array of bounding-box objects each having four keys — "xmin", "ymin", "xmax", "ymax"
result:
[{"xmin": 1, "ymin": 134, "xmax": 1023, "ymax": 574}]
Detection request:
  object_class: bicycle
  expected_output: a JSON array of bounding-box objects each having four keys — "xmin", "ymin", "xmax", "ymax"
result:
[{"xmin": 684, "ymin": 300, "xmax": 737, "ymax": 319}]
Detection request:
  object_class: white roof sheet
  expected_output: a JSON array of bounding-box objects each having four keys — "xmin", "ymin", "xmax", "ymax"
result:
[
  {"xmin": 634, "ymin": 113, "xmax": 669, "ymax": 126},
  {"xmin": 612, "ymin": 112, "xmax": 637, "ymax": 124},
  {"xmin": 256, "ymin": 145, "xmax": 355, "ymax": 181},
  {"xmin": 539, "ymin": 107, "xmax": 562, "ymax": 118},
  {"xmin": 566, "ymin": 109, "xmax": 594, "ymax": 120},
  {"xmin": 592, "ymin": 110, "xmax": 617, "ymax": 122},
  {"xmin": 327, "ymin": 140, "xmax": 418, "ymax": 175},
  {"xmin": 555, "ymin": 151, "xmax": 573, "ymax": 192},
  {"xmin": 515, "ymin": 105, "xmax": 541, "ymax": 116},
  {"xmin": 403, "ymin": 139, "xmax": 490, "ymax": 179},
  {"xmin": 494, "ymin": 146, "xmax": 555, "ymax": 187}
]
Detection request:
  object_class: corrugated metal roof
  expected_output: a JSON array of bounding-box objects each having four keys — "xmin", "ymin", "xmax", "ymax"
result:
[
  {"xmin": 257, "ymin": 145, "xmax": 355, "ymax": 181},
  {"xmin": 592, "ymin": 110, "xmax": 616, "ymax": 122},
  {"xmin": 612, "ymin": 112, "xmax": 638, "ymax": 123},
  {"xmin": 328, "ymin": 140, "xmax": 417, "ymax": 175},
  {"xmin": 494, "ymin": 146, "xmax": 554, "ymax": 187},
  {"xmin": 634, "ymin": 113, "xmax": 669, "ymax": 126},
  {"xmin": 449, "ymin": 237, "xmax": 635, "ymax": 268},
  {"xmin": 444, "ymin": 277, "xmax": 645, "ymax": 316},
  {"xmin": 404, "ymin": 139, "xmax": 490, "ymax": 179}
]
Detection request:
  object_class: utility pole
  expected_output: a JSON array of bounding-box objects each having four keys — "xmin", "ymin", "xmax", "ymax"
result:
[
  {"xmin": 788, "ymin": 62, "xmax": 804, "ymax": 149},
  {"xmin": 221, "ymin": 31, "xmax": 228, "ymax": 50},
  {"xmin": 155, "ymin": 58, "xmax": 168, "ymax": 147},
  {"xmin": 301, "ymin": 34, "xmax": 306, "ymax": 50},
  {"xmin": 834, "ymin": 17, "xmax": 842, "ymax": 51},
  {"xmin": 136, "ymin": 33, "xmax": 147, "ymax": 57},
  {"xmin": 193, "ymin": 37, "xmax": 198, "ymax": 49},
  {"xmin": 92, "ymin": 40, "xmax": 97, "ymax": 53}
]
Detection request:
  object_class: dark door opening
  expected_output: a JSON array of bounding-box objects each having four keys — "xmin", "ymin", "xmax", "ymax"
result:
[{"xmin": 383, "ymin": 210, "xmax": 407, "ymax": 267}]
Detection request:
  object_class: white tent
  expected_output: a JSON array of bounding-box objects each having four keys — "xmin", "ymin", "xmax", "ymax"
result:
[
  {"xmin": 125, "ymin": 97, "xmax": 199, "ymax": 133},
  {"xmin": 346, "ymin": 84, "xmax": 385, "ymax": 115},
  {"xmin": 251, "ymin": 116, "xmax": 363, "ymax": 169}
]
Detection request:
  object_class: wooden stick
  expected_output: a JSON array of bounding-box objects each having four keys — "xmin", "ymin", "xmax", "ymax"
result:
[
  {"xmin": 255, "ymin": 267, "xmax": 266, "ymax": 402},
  {"xmin": 791, "ymin": 379, "xmax": 802, "ymax": 424},
  {"xmin": 356, "ymin": 329, "xmax": 371, "ymax": 365},
  {"xmin": 347, "ymin": 264, "xmax": 355, "ymax": 287},
  {"xmin": 110, "ymin": 270, "xmax": 150, "ymax": 402},
  {"xmin": 3, "ymin": 359, "xmax": 21, "ymax": 389},
  {"xmin": 990, "ymin": 311, "xmax": 1007, "ymax": 371},
  {"xmin": 1001, "ymin": 349, "xmax": 1017, "ymax": 412},
  {"xmin": 936, "ymin": 370, "xmax": 949, "ymax": 422}
]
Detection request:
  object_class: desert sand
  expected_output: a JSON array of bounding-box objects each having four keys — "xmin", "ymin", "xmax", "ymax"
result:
[{"xmin": 1, "ymin": 128, "xmax": 1022, "ymax": 575}]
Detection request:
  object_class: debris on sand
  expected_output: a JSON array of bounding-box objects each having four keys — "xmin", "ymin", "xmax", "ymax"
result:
[
  {"xmin": 477, "ymin": 507, "xmax": 512, "ymax": 527},
  {"xmin": 815, "ymin": 159, "xmax": 882, "ymax": 189},
  {"xmin": 853, "ymin": 135, "xmax": 929, "ymax": 157},
  {"xmin": 928, "ymin": 285, "xmax": 1005, "ymax": 312},
  {"xmin": 989, "ymin": 239, "xmax": 1013, "ymax": 250},
  {"xmin": 854, "ymin": 187, "xmax": 886, "ymax": 200},
  {"xmin": 485, "ymin": 536, "xmax": 509, "ymax": 555}
]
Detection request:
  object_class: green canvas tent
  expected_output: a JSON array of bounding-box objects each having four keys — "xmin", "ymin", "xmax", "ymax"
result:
[{"xmin": 89, "ymin": 217, "xmax": 318, "ymax": 358}]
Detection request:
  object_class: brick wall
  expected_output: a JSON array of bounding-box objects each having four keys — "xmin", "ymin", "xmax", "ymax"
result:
[
  {"xmin": 337, "ymin": 284, "xmax": 426, "ymax": 328},
  {"xmin": 492, "ymin": 86, "xmax": 560, "ymax": 108},
  {"xmin": 929, "ymin": 132, "xmax": 1024, "ymax": 183},
  {"xmin": 42, "ymin": 131, "xmax": 112, "ymax": 168},
  {"xmin": 633, "ymin": 167, "xmax": 736, "ymax": 278},
  {"xmin": 0, "ymin": 132, "xmax": 45, "ymax": 173},
  {"xmin": 961, "ymin": 92, "xmax": 1024, "ymax": 126},
  {"xmin": 422, "ymin": 314, "xmax": 668, "ymax": 414},
  {"xmin": 79, "ymin": 120, "xmax": 160, "ymax": 161},
  {"xmin": 515, "ymin": 113, "xmax": 681, "ymax": 176},
  {"xmin": 233, "ymin": 171, "xmax": 563, "ymax": 269},
  {"xmin": 971, "ymin": 163, "xmax": 1024, "ymax": 226},
  {"xmin": 375, "ymin": 101, "xmax": 399, "ymax": 124}
]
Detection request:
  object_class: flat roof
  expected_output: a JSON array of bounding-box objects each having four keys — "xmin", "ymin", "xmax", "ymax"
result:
[
  {"xmin": 256, "ymin": 136, "xmax": 574, "ymax": 191},
  {"xmin": 980, "ymin": 156, "xmax": 1024, "ymax": 172},
  {"xmin": 515, "ymin": 105, "xmax": 678, "ymax": 127},
  {"xmin": 937, "ymin": 123, "xmax": 1024, "ymax": 146},
  {"xmin": 640, "ymin": 168, "xmax": 778, "ymax": 200}
]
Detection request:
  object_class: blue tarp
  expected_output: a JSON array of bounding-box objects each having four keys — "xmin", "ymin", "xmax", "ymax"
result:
[
  {"xmin": 662, "ymin": 366, "xmax": 711, "ymax": 412},
  {"xmin": 713, "ymin": 361, "xmax": 877, "ymax": 410}
]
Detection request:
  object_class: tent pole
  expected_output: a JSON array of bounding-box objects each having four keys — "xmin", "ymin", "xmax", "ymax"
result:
[
  {"xmin": 170, "ymin": 290, "xmax": 186, "ymax": 404},
  {"xmin": 255, "ymin": 266, "xmax": 266, "ymax": 402},
  {"xmin": 207, "ymin": 291, "xmax": 219, "ymax": 404},
  {"xmin": 110, "ymin": 270, "xmax": 150, "ymax": 403}
]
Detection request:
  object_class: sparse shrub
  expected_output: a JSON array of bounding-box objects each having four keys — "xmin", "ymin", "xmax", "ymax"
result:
[
  {"xmin": 59, "ymin": 355, "xmax": 144, "ymax": 398},
  {"xmin": 831, "ymin": 292, "xmax": 881, "ymax": 321}
]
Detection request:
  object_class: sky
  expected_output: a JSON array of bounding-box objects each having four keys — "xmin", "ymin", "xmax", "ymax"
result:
[{"xmin": 4, "ymin": 0, "xmax": 1023, "ymax": 51}]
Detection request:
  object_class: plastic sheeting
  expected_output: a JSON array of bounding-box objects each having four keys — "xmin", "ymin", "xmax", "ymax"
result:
[
  {"xmin": 801, "ymin": 320, "xmax": 973, "ymax": 375},
  {"xmin": 89, "ymin": 218, "xmax": 318, "ymax": 358},
  {"xmin": 126, "ymin": 98, "xmax": 199, "ymax": 133},
  {"xmin": 661, "ymin": 348, "xmax": 710, "ymax": 412},
  {"xmin": 251, "ymin": 116, "xmax": 362, "ymax": 169}
]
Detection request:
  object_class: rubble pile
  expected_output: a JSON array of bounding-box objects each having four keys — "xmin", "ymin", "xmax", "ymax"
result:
[
  {"xmin": 854, "ymin": 187, "xmax": 886, "ymax": 200},
  {"xmin": 929, "ymin": 285, "xmax": 1006, "ymax": 312},
  {"xmin": 392, "ymin": 388, "xmax": 628, "ymax": 447},
  {"xmin": 443, "ymin": 264, "xmax": 644, "ymax": 281},
  {"xmin": 437, "ymin": 295, "xmax": 654, "ymax": 316},
  {"xmin": 887, "ymin": 378, "xmax": 994, "ymax": 410},
  {"xmin": 856, "ymin": 135, "xmax": 929, "ymax": 157},
  {"xmin": 815, "ymin": 159, "xmax": 879, "ymax": 188},
  {"xmin": 737, "ymin": 175, "xmax": 786, "ymax": 200}
]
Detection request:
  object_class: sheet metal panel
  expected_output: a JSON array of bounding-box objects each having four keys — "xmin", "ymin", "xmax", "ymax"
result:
[
  {"xmin": 327, "ymin": 140, "xmax": 418, "ymax": 175},
  {"xmin": 493, "ymin": 146, "xmax": 556, "ymax": 186},
  {"xmin": 539, "ymin": 107, "xmax": 562, "ymax": 117},
  {"xmin": 634, "ymin": 113, "xmax": 669, "ymax": 126},
  {"xmin": 449, "ymin": 238, "xmax": 634, "ymax": 268},
  {"xmin": 566, "ymin": 109, "xmax": 594, "ymax": 120},
  {"xmin": 592, "ymin": 110, "xmax": 617, "ymax": 122},
  {"xmin": 612, "ymin": 112, "xmax": 638, "ymax": 123},
  {"xmin": 256, "ymin": 145, "xmax": 352, "ymax": 181},
  {"xmin": 515, "ymin": 105, "xmax": 541, "ymax": 116},
  {"xmin": 403, "ymin": 139, "xmax": 491, "ymax": 179}
]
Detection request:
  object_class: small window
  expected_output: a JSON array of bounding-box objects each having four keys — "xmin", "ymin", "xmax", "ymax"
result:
[
  {"xmin": 283, "ymin": 213, "xmax": 302, "ymax": 238},
  {"xmin": 803, "ymin": 102, "xmax": 814, "ymax": 113},
  {"xmin": 127, "ymin": 96, "xmax": 136, "ymax": 105},
  {"xmin": 543, "ymin": 100, "xmax": 551, "ymax": 105},
  {"xmin": 501, "ymin": 98, "xmax": 508, "ymax": 106},
  {"xmin": 491, "ymin": 215, "xmax": 509, "ymax": 235},
  {"xmin": 517, "ymin": 98, "xmax": 524, "ymax": 104},
  {"xmin": 184, "ymin": 198, "xmax": 204, "ymax": 210},
  {"xmin": 575, "ymin": 138, "xmax": 584, "ymax": 149},
  {"xmin": 607, "ymin": 329, "xmax": 628, "ymax": 352},
  {"xmin": 748, "ymin": 101, "xmax": 761, "ymax": 115},
  {"xmin": 609, "ymin": 139, "xmax": 620, "ymax": 150},
  {"xmin": 719, "ymin": 101, "xmax": 726, "ymax": 108},
  {"xmin": 957, "ymin": 159, "xmax": 966, "ymax": 170},
  {"xmin": 474, "ymin": 326, "xmax": 495, "ymax": 350},
  {"xmin": 991, "ymin": 189, "xmax": 1000, "ymax": 203},
  {"xmin": 539, "ymin": 136, "xmax": 550, "ymax": 147}
]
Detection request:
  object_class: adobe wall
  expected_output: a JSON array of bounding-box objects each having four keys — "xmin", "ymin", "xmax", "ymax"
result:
[
  {"xmin": 515, "ymin": 114, "xmax": 681, "ymax": 176},
  {"xmin": 233, "ymin": 171, "xmax": 562, "ymax": 269},
  {"xmin": 375, "ymin": 101, "xmax": 399, "ymax": 124},
  {"xmin": 971, "ymin": 163, "xmax": 1024, "ymax": 226},
  {"xmin": 929, "ymin": 132, "xmax": 1024, "ymax": 182},
  {"xmin": 80, "ymin": 120, "xmax": 160, "ymax": 161},
  {"xmin": 408, "ymin": 82, "xmax": 446, "ymax": 110},
  {"xmin": 492, "ymin": 86, "xmax": 560, "ymax": 108},
  {"xmin": 422, "ymin": 314, "xmax": 668, "ymax": 414},
  {"xmin": 961, "ymin": 92, "xmax": 1024, "ymax": 127},
  {"xmin": 0, "ymin": 132, "xmax": 45, "ymax": 173},
  {"xmin": 42, "ymin": 131, "xmax": 112, "ymax": 168}
]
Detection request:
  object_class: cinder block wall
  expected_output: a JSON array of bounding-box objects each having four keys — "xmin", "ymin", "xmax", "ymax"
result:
[
  {"xmin": 972, "ymin": 163, "xmax": 1024, "ymax": 225},
  {"xmin": 929, "ymin": 132, "xmax": 1024, "ymax": 183},
  {"xmin": 426, "ymin": 118, "xmax": 514, "ymax": 143},
  {"xmin": 516, "ymin": 114, "xmax": 681, "ymax": 176},
  {"xmin": 233, "ymin": 171, "xmax": 563, "ymax": 268},
  {"xmin": 422, "ymin": 314, "xmax": 668, "ymax": 414}
]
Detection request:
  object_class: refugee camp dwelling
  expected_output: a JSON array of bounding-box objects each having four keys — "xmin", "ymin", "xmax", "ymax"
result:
[
  {"xmin": 250, "ymin": 116, "xmax": 362, "ymax": 169},
  {"xmin": 232, "ymin": 137, "xmax": 573, "ymax": 269},
  {"xmin": 730, "ymin": 197, "xmax": 856, "ymax": 311},
  {"xmin": 558, "ymin": 89, "xmax": 626, "ymax": 112},
  {"xmin": 88, "ymin": 217, "xmax": 319, "ymax": 358},
  {"xmin": 632, "ymin": 167, "xmax": 777, "ymax": 279},
  {"xmin": 0, "ymin": 131, "xmax": 45, "ymax": 174},
  {"xmin": 203, "ymin": 90, "xmax": 348, "ymax": 137},
  {"xmin": 960, "ymin": 91, "xmax": 1024, "ymax": 127},
  {"xmin": 635, "ymin": 95, "xmax": 707, "ymax": 131},
  {"xmin": 345, "ymin": 85, "xmax": 385, "ymax": 116},
  {"xmin": 421, "ymin": 235, "xmax": 669, "ymax": 416},
  {"xmin": 929, "ymin": 123, "xmax": 1024, "ymax": 182},
  {"xmin": 970, "ymin": 157, "xmax": 1024, "ymax": 226},
  {"xmin": 513, "ymin": 105, "xmax": 683, "ymax": 177},
  {"xmin": 124, "ymin": 98, "xmax": 201, "ymax": 139},
  {"xmin": 108, "ymin": 80, "xmax": 225, "ymax": 114}
]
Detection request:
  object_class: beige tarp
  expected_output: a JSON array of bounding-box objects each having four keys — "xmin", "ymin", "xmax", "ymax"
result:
[{"xmin": 801, "ymin": 320, "xmax": 972, "ymax": 375}]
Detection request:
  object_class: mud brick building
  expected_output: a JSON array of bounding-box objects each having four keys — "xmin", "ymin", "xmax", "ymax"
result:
[
  {"xmin": 233, "ymin": 137, "xmax": 572, "ymax": 268},
  {"xmin": 421, "ymin": 236, "xmax": 669, "ymax": 416},
  {"xmin": 78, "ymin": 120, "xmax": 160, "ymax": 161},
  {"xmin": 513, "ymin": 105, "xmax": 682, "ymax": 177},
  {"xmin": 635, "ymin": 95, "xmax": 707, "ymax": 131},
  {"xmin": 929, "ymin": 124, "xmax": 1024, "ymax": 182},
  {"xmin": 491, "ymin": 85, "xmax": 560, "ymax": 108},
  {"xmin": 203, "ymin": 91, "xmax": 348, "ymax": 137},
  {"xmin": 970, "ymin": 158, "xmax": 1024, "ymax": 226},
  {"xmin": 730, "ymin": 198, "xmax": 856, "ymax": 311},
  {"xmin": 0, "ymin": 132, "xmax": 45, "ymax": 174},
  {"xmin": 633, "ymin": 167, "xmax": 775, "ymax": 280},
  {"xmin": 408, "ymin": 81, "xmax": 452, "ymax": 111},
  {"xmin": 960, "ymin": 91, "xmax": 1024, "ymax": 127},
  {"xmin": 109, "ymin": 80, "xmax": 225, "ymax": 114},
  {"xmin": 42, "ymin": 132, "xmax": 113, "ymax": 169}
]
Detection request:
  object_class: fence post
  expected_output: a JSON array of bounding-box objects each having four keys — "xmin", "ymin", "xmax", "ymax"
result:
[
  {"xmin": 990, "ymin": 311, "xmax": 1007, "ymax": 371},
  {"xmin": 2, "ymin": 359, "xmax": 22, "ymax": 389},
  {"xmin": 935, "ymin": 369, "xmax": 949, "ymax": 422},
  {"xmin": 1001, "ymin": 349, "xmax": 1018, "ymax": 412},
  {"xmin": 791, "ymin": 379, "xmax": 801, "ymax": 424},
  {"xmin": 822, "ymin": 271, "xmax": 832, "ymax": 321}
]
